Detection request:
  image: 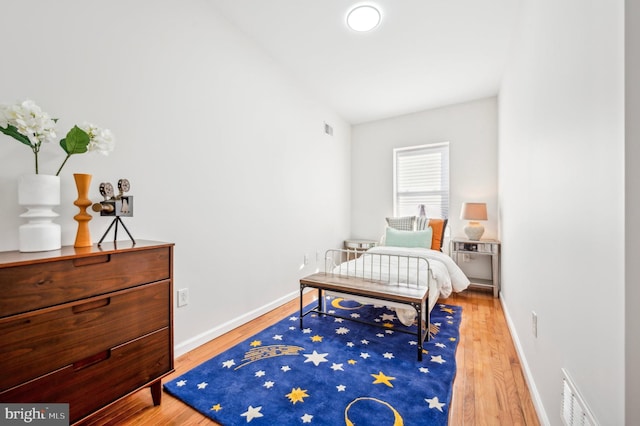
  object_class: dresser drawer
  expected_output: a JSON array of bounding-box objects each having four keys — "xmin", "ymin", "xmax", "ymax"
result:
[
  {"xmin": 0, "ymin": 247, "xmax": 171, "ymax": 317},
  {"xmin": 0, "ymin": 327, "xmax": 172, "ymax": 424},
  {"xmin": 0, "ymin": 280, "xmax": 170, "ymax": 391}
]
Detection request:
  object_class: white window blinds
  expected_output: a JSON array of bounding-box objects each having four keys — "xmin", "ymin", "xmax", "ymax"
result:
[{"xmin": 393, "ymin": 142, "xmax": 450, "ymax": 218}]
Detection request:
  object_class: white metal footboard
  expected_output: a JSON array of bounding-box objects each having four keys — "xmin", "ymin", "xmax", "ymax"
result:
[{"xmin": 325, "ymin": 249, "xmax": 431, "ymax": 286}]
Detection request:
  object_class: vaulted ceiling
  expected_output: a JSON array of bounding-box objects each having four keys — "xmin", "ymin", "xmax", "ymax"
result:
[{"xmin": 211, "ymin": 0, "xmax": 521, "ymax": 124}]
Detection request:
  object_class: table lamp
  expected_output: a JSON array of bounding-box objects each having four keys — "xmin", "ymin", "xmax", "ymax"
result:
[{"xmin": 460, "ymin": 202, "xmax": 487, "ymax": 240}]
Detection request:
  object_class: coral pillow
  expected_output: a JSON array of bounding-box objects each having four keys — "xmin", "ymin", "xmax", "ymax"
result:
[{"xmin": 427, "ymin": 219, "xmax": 448, "ymax": 251}]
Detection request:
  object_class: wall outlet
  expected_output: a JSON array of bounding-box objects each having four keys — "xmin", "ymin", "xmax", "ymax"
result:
[
  {"xmin": 177, "ymin": 288, "xmax": 189, "ymax": 307},
  {"xmin": 531, "ymin": 311, "xmax": 538, "ymax": 338}
]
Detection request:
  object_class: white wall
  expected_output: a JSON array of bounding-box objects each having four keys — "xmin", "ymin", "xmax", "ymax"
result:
[
  {"xmin": 350, "ymin": 97, "xmax": 498, "ymax": 243},
  {"xmin": 0, "ymin": 0, "xmax": 351, "ymax": 355},
  {"xmin": 499, "ymin": 0, "xmax": 624, "ymax": 424},
  {"xmin": 626, "ymin": 1, "xmax": 640, "ymax": 423}
]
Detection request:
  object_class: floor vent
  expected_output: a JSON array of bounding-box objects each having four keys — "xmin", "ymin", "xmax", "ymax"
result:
[{"xmin": 561, "ymin": 369, "xmax": 598, "ymax": 426}]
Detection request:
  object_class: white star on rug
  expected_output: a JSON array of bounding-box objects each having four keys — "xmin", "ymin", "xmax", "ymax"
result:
[
  {"xmin": 383, "ymin": 352, "xmax": 394, "ymax": 359},
  {"xmin": 425, "ymin": 396, "xmax": 446, "ymax": 412},
  {"xmin": 303, "ymin": 328, "xmax": 312, "ymax": 334},
  {"xmin": 381, "ymin": 313, "xmax": 396, "ymax": 322},
  {"xmin": 301, "ymin": 413, "xmax": 313, "ymax": 423},
  {"xmin": 281, "ymin": 365, "xmax": 291, "ymax": 372},
  {"xmin": 263, "ymin": 381, "xmax": 275, "ymax": 389},
  {"xmin": 385, "ymin": 330, "xmax": 394, "ymax": 334},
  {"xmin": 255, "ymin": 370, "xmax": 266, "ymax": 377},
  {"xmin": 346, "ymin": 342, "xmax": 355, "ymax": 348},
  {"xmin": 222, "ymin": 360, "xmax": 235, "ymax": 368},
  {"xmin": 176, "ymin": 380, "xmax": 187, "ymax": 387},
  {"xmin": 197, "ymin": 382, "xmax": 208, "ymax": 389},
  {"xmin": 241, "ymin": 405, "xmax": 264, "ymax": 422},
  {"xmin": 331, "ymin": 363, "xmax": 344, "ymax": 371},
  {"xmin": 335, "ymin": 327, "xmax": 350, "ymax": 335},
  {"xmin": 336, "ymin": 384, "xmax": 346, "ymax": 392},
  {"xmin": 334, "ymin": 318, "xmax": 344, "ymax": 323},
  {"xmin": 409, "ymin": 341, "xmax": 417, "ymax": 346},
  {"xmin": 435, "ymin": 342, "xmax": 446, "ymax": 348},
  {"xmin": 376, "ymin": 333, "xmax": 385, "ymax": 338},
  {"xmin": 430, "ymin": 355, "xmax": 446, "ymax": 364},
  {"xmin": 419, "ymin": 367, "xmax": 430, "ymax": 374},
  {"xmin": 360, "ymin": 352, "xmax": 370, "ymax": 359},
  {"xmin": 304, "ymin": 350, "xmax": 329, "ymax": 366},
  {"xmin": 273, "ymin": 334, "xmax": 283, "ymax": 340},
  {"xmin": 350, "ymin": 313, "xmax": 361, "ymax": 319},
  {"xmin": 360, "ymin": 339, "xmax": 369, "ymax": 345},
  {"xmin": 289, "ymin": 316, "xmax": 298, "ymax": 321}
]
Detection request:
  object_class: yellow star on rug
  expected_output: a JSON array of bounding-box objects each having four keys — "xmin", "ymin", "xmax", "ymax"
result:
[
  {"xmin": 441, "ymin": 307, "xmax": 454, "ymax": 314},
  {"xmin": 286, "ymin": 387, "xmax": 309, "ymax": 404},
  {"xmin": 250, "ymin": 340, "xmax": 262, "ymax": 347},
  {"xmin": 210, "ymin": 403, "xmax": 222, "ymax": 412},
  {"xmin": 311, "ymin": 335, "xmax": 323, "ymax": 342},
  {"xmin": 371, "ymin": 371, "xmax": 396, "ymax": 388},
  {"xmin": 348, "ymin": 359, "xmax": 357, "ymax": 365}
]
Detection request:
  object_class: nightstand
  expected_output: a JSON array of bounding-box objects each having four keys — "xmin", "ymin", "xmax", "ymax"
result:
[
  {"xmin": 344, "ymin": 239, "xmax": 377, "ymax": 258},
  {"xmin": 450, "ymin": 238, "xmax": 501, "ymax": 297}
]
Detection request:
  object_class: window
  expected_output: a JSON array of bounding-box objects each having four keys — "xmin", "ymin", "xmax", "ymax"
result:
[{"xmin": 393, "ymin": 142, "xmax": 449, "ymax": 218}]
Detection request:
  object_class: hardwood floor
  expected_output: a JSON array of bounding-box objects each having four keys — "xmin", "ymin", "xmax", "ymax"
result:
[{"xmin": 79, "ymin": 290, "xmax": 539, "ymax": 425}]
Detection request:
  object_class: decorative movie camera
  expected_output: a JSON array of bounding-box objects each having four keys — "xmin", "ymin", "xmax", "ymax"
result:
[{"xmin": 92, "ymin": 178, "xmax": 135, "ymax": 245}]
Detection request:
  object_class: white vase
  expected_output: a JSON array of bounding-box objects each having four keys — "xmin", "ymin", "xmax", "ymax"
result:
[{"xmin": 18, "ymin": 174, "xmax": 61, "ymax": 252}]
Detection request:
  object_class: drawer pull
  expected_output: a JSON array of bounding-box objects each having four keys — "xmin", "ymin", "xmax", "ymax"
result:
[
  {"xmin": 73, "ymin": 350, "xmax": 111, "ymax": 371},
  {"xmin": 72, "ymin": 254, "xmax": 111, "ymax": 267},
  {"xmin": 72, "ymin": 298, "xmax": 110, "ymax": 313}
]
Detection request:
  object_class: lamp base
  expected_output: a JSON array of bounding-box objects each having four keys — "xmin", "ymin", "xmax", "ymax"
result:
[{"xmin": 464, "ymin": 222, "xmax": 485, "ymax": 241}]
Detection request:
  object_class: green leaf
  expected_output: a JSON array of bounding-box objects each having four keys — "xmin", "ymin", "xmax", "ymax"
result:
[
  {"xmin": 59, "ymin": 125, "xmax": 90, "ymax": 155},
  {"xmin": 0, "ymin": 124, "xmax": 34, "ymax": 147}
]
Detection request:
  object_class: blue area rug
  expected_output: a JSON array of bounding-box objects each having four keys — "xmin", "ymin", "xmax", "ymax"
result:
[{"xmin": 164, "ymin": 298, "xmax": 462, "ymax": 425}]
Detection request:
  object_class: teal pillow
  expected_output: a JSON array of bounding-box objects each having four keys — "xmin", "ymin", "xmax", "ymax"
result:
[{"xmin": 385, "ymin": 227, "xmax": 433, "ymax": 249}]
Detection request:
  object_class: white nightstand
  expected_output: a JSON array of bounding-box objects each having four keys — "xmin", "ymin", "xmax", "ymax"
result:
[{"xmin": 450, "ymin": 238, "xmax": 501, "ymax": 298}]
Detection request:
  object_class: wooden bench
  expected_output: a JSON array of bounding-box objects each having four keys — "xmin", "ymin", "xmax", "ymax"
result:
[{"xmin": 299, "ymin": 271, "xmax": 431, "ymax": 361}]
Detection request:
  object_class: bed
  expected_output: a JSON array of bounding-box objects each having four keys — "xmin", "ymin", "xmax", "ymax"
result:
[{"xmin": 299, "ymin": 217, "xmax": 470, "ymax": 361}]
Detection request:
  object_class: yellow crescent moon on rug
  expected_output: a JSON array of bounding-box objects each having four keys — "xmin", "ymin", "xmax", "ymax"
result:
[
  {"xmin": 331, "ymin": 297, "xmax": 364, "ymax": 310},
  {"xmin": 344, "ymin": 397, "xmax": 403, "ymax": 426}
]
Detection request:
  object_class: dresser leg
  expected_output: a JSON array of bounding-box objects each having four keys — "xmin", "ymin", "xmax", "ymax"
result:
[{"xmin": 150, "ymin": 380, "xmax": 162, "ymax": 405}]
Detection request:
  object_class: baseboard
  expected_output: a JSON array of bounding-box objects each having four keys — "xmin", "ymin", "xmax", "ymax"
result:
[
  {"xmin": 174, "ymin": 289, "xmax": 299, "ymax": 358},
  {"xmin": 499, "ymin": 292, "xmax": 551, "ymax": 426}
]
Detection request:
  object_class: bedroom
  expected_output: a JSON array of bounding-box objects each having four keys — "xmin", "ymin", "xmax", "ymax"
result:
[{"xmin": 0, "ymin": 0, "xmax": 637, "ymax": 425}]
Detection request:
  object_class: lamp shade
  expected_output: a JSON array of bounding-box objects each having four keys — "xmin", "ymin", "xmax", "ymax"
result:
[{"xmin": 460, "ymin": 202, "xmax": 487, "ymax": 221}]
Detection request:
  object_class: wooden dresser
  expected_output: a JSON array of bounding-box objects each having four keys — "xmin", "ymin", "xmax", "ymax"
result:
[{"xmin": 0, "ymin": 240, "xmax": 174, "ymax": 424}]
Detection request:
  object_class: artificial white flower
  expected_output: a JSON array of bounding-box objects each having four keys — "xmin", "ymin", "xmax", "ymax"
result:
[
  {"xmin": 80, "ymin": 122, "xmax": 115, "ymax": 156},
  {"xmin": 0, "ymin": 99, "xmax": 57, "ymax": 146}
]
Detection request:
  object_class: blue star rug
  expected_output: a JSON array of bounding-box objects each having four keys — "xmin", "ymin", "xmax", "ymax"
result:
[{"xmin": 164, "ymin": 298, "xmax": 462, "ymax": 425}]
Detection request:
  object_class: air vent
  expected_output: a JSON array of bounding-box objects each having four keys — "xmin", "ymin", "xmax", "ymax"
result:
[
  {"xmin": 324, "ymin": 122, "xmax": 333, "ymax": 136},
  {"xmin": 561, "ymin": 369, "xmax": 597, "ymax": 426}
]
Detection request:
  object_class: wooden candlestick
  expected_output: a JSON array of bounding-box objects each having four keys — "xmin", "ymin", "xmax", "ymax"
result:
[{"xmin": 73, "ymin": 173, "xmax": 93, "ymax": 247}]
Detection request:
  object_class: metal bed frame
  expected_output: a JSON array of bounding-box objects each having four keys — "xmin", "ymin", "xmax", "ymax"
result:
[{"xmin": 299, "ymin": 249, "xmax": 433, "ymax": 361}]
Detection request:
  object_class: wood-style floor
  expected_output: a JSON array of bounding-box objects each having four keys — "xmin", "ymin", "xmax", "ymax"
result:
[{"xmin": 79, "ymin": 289, "xmax": 539, "ymax": 425}]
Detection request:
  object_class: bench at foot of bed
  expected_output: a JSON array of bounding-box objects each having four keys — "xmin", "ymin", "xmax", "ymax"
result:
[{"xmin": 299, "ymin": 272, "xmax": 431, "ymax": 361}]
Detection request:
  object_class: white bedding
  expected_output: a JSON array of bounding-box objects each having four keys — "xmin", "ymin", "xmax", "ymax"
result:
[{"xmin": 329, "ymin": 246, "xmax": 470, "ymax": 325}]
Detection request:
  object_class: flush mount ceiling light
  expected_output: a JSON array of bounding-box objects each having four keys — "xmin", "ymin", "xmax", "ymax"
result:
[{"xmin": 347, "ymin": 5, "xmax": 381, "ymax": 32}]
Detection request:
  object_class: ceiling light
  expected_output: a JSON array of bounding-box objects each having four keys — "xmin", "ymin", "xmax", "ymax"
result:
[{"xmin": 347, "ymin": 5, "xmax": 381, "ymax": 32}]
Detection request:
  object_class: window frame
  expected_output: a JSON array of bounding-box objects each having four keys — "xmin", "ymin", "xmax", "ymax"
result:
[{"xmin": 392, "ymin": 142, "xmax": 450, "ymax": 219}]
